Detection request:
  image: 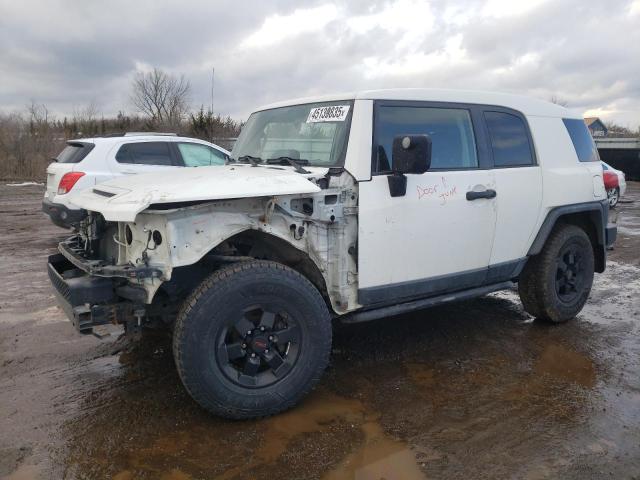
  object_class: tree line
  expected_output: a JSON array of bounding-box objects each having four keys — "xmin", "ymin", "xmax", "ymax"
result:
[{"xmin": 0, "ymin": 68, "xmax": 242, "ymax": 180}]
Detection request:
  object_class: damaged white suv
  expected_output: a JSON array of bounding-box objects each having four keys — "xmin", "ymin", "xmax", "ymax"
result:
[{"xmin": 48, "ymin": 89, "xmax": 616, "ymax": 418}]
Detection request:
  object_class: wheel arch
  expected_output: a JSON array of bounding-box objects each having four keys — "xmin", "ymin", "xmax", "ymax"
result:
[
  {"xmin": 527, "ymin": 201, "xmax": 608, "ymax": 273},
  {"xmin": 188, "ymin": 229, "xmax": 332, "ymax": 310}
]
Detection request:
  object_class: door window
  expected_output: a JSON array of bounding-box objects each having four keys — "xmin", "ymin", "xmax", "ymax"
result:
[
  {"xmin": 115, "ymin": 142, "xmax": 174, "ymax": 165},
  {"xmin": 177, "ymin": 143, "xmax": 227, "ymax": 167},
  {"xmin": 484, "ymin": 112, "xmax": 534, "ymax": 167},
  {"xmin": 374, "ymin": 106, "xmax": 478, "ymax": 172}
]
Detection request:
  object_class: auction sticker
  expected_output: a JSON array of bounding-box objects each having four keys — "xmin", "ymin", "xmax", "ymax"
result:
[{"xmin": 307, "ymin": 105, "xmax": 350, "ymax": 123}]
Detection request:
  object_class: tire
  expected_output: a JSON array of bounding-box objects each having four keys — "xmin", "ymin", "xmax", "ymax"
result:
[
  {"xmin": 172, "ymin": 260, "xmax": 332, "ymax": 419},
  {"xmin": 518, "ymin": 224, "xmax": 594, "ymax": 323},
  {"xmin": 607, "ymin": 187, "xmax": 619, "ymax": 208}
]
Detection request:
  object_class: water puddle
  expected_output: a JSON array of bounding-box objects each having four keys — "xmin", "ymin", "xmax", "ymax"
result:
[
  {"xmin": 534, "ymin": 344, "xmax": 596, "ymax": 388},
  {"xmin": 323, "ymin": 421, "xmax": 425, "ymax": 480},
  {"xmin": 216, "ymin": 391, "xmax": 424, "ymax": 480},
  {"xmin": 69, "ymin": 382, "xmax": 424, "ymax": 480}
]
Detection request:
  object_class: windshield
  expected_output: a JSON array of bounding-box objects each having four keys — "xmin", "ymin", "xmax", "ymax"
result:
[{"xmin": 231, "ymin": 100, "xmax": 354, "ymax": 167}]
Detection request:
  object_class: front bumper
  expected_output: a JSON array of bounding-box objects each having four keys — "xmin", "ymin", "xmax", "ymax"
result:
[
  {"xmin": 49, "ymin": 241, "xmax": 155, "ymax": 333},
  {"xmin": 42, "ymin": 199, "xmax": 86, "ymax": 229},
  {"xmin": 48, "ymin": 253, "xmax": 130, "ymax": 334}
]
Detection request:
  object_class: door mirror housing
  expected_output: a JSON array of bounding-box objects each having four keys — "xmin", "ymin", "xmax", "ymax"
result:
[
  {"xmin": 387, "ymin": 135, "xmax": 432, "ymax": 197},
  {"xmin": 391, "ymin": 134, "xmax": 432, "ymax": 174}
]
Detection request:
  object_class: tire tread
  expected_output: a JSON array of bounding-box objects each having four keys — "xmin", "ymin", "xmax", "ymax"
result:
[{"xmin": 172, "ymin": 260, "xmax": 331, "ymax": 419}]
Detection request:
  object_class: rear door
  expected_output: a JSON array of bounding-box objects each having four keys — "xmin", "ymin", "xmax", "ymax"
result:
[
  {"xmin": 109, "ymin": 141, "xmax": 181, "ymax": 177},
  {"xmin": 357, "ymin": 101, "xmax": 497, "ymax": 306},
  {"xmin": 483, "ymin": 109, "xmax": 543, "ymax": 273}
]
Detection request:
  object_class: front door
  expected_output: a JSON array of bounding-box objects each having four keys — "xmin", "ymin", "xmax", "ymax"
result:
[{"xmin": 357, "ymin": 102, "xmax": 497, "ymax": 306}]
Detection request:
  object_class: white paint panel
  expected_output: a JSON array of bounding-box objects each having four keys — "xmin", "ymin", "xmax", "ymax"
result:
[
  {"xmin": 343, "ymin": 99, "xmax": 373, "ymax": 181},
  {"xmin": 358, "ymin": 170, "xmax": 496, "ymax": 289},
  {"xmin": 490, "ymin": 166, "xmax": 542, "ymax": 264},
  {"xmin": 527, "ymin": 116, "xmax": 599, "ymax": 217},
  {"xmin": 70, "ymin": 164, "xmax": 323, "ymax": 222}
]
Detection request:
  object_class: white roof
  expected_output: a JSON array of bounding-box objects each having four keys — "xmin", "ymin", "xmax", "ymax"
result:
[
  {"xmin": 66, "ymin": 135, "xmax": 230, "ymax": 154},
  {"xmin": 256, "ymin": 88, "xmax": 579, "ymax": 119}
]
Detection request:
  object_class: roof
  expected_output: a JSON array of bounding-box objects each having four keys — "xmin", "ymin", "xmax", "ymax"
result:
[
  {"xmin": 66, "ymin": 135, "xmax": 230, "ymax": 153},
  {"xmin": 256, "ymin": 88, "xmax": 577, "ymax": 118},
  {"xmin": 584, "ymin": 117, "xmax": 607, "ymax": 129}
]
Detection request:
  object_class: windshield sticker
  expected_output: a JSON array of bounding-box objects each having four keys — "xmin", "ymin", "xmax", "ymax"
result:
[{"xmin": 306, "ymin": 105, "xmax": 350, "ymax": 123}]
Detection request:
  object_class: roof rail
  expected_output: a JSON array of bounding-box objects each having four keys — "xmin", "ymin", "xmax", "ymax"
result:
[{"xmin": 123, "ymin": 132, "xmax": 178, "ymax": 137}]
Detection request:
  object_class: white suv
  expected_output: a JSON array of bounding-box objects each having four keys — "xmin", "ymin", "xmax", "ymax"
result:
[
  {"xmin": 48, "ymin": 89, "xmax": 617, "ymax": 419},
  {"xmin": 42, "ymin": 133, "xmax": 230, "ymax": 228}
]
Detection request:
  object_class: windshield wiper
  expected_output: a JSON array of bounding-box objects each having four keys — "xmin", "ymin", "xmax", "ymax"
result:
[
  {"xmin": 266, "ymin": 156, "xmax": 310, "ymax": 174},
  {"xmin": 235, "ymin": 155, "xmax": 263, "ymax": 167}
]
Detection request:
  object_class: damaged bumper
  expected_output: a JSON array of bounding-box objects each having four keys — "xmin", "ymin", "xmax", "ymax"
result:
[
  {"xmin": 58, "ymin": 236, "xmax": 163, "ymax": 280},
  {"xmin": 48, "ymin": 250, "xmax": 150, "ymax": 334}
]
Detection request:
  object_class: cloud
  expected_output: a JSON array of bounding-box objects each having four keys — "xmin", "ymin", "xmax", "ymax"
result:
[
  {"xmin": 0, "ymin": 0, "xmax": 638, "ymax": 128},
  {"xmin": 240, "ymin": 4, "xmax": 339, "ymax": 49}
]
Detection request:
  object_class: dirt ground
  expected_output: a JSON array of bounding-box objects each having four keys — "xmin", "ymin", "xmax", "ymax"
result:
[{"xmin": 0, "ymin": 182, "xmax": 639, "ymax": 480}]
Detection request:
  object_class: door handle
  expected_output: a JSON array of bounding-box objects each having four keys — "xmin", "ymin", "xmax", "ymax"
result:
[{"xmin": 466, "ymin": 189, "xmax": 497, "ymax": 201}]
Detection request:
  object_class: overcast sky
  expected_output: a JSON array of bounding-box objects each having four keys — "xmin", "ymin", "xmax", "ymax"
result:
[{"xmin": 1, "ymin": 0, "xmax": 639, "ymax": 127}]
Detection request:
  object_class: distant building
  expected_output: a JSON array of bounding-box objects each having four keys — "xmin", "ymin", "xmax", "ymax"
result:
[{"xmin": 584, "ymin": 117, "xmax": 608, "ymax": 137}]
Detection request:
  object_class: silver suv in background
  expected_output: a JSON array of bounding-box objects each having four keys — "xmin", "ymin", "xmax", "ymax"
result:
[{"xmin": 42, "ymin": 133, "xmax": 230, "ymax": 228}]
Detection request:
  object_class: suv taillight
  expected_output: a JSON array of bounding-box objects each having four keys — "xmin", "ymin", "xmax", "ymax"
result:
[{"xmin": 57, "ymin": 172, "xmax": 85, "ymax": 194}]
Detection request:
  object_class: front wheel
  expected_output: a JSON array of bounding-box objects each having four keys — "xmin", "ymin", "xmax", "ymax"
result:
[
  {"xmin": 518, "ymin": 225, "xmax": 594, "ymax": 323},
  {"xmin": 172, "ymin": 260, "xmax": 332, "ymax": 419},
  {"xmin": 607, "ymin": 187, "xmax": 620, "ymax": 207}
]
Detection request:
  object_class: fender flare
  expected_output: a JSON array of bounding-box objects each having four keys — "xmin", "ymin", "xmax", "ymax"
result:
[{"xmin": 527, "ymin": 200, "xmax": 609, "ymax": 273}]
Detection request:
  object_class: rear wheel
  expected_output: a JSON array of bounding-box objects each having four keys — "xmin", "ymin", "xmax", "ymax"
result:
[
  {"xmin": 518, "ymin": 225, "xmax": 594, "ymax": 323},
  {"xmin": 172, "ymin": 260, "xmax": 332, "ymax": 419},
  {"xmin": 607, "ymin": 187, "xmax": 620, "ymax": 207}
]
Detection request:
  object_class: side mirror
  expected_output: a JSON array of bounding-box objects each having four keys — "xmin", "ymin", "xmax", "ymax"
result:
[
  {"xmin": 392, "ymin": 134, "xmax": 432, "ymax": 174},
  {"xmin": 387, "ymin": 134, "xmax": 432, "ymax": 197}
]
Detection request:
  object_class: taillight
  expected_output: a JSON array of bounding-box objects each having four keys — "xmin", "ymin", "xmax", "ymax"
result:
[{"xmin": 57, "ymin": 172, "xmax": 85, "ymax": 194}]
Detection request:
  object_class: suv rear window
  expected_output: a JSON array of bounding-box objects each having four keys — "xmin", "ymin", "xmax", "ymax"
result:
[
  {"xmin": 563, "ymin": 118, "xmax": 600, "ymax": 162},
  {"xmin": 115, "ymin": 142, "xmax": 174, "ymax": 165},
  {"xmin": 484, "ymin": 111, "xmax": 534, "ymax": 167},
  {"xmin": 56, "ymin": 142, "xmax": 95, "ymax": 163}
]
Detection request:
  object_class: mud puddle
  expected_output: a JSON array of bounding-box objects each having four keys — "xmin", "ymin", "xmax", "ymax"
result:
[{"xmin": 61, "ymin": 340, "xmax": 425, "ymax": 480}]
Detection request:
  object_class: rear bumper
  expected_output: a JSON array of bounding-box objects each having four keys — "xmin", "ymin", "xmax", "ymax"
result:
[
  {"xmin": 48, "ymin": 253, "xmax": 144, "ymax": 334},
  {"xmin": 42, "ymin": 199, "xmax": 86, "ymax": 229}
]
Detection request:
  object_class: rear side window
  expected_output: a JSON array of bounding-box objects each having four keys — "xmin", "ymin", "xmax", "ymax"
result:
[
  {"xmin": 484, "ymin": 111, "xmax": 534, "ymax": 167},
  {"xmin": 177, "ymin": 143, "xmax": 227, "ymax": 167},
  {"xmin": 563, "ymin": 118, "xmax": 600, "ymax": 162},
  {"xmin": 374, "ymin": 106, "xmax": 478, "ymax": 171},
  {"xmin": 115, "ymin": 142, "xmax": 173, "ymax": 165},
  {"xmin": 56, "ymin": 142, "xmax": 95, "ymax": 163}
]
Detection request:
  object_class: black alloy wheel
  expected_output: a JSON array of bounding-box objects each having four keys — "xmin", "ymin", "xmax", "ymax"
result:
[
  {"xmin": 555, "ymin": 244, "xmax": 586, "ymax": 303},
  {"xmin": 217, "ymin": 306, "xmax": 301, "ymax": 388}
]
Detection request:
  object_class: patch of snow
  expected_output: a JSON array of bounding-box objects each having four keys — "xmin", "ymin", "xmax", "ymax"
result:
[{"xmin": 6, "ymin": 182, "xmax": 44, "ymax": 186}]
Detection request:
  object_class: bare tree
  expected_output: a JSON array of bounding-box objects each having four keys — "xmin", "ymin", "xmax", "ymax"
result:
[
  {"xmin": 131, "ymin": 68, "xmax": 191, "ymax": 127},
  {"xmin": 72, "ymin": 100, "xmax": 99, "ymax": 124},
  {"xmin": 72, "ymin": 100, "xmax": 100, "ymax": 136},
  {"xmin": 604, "ymin": 122, "xmax": 636, "ymax": 138}
]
